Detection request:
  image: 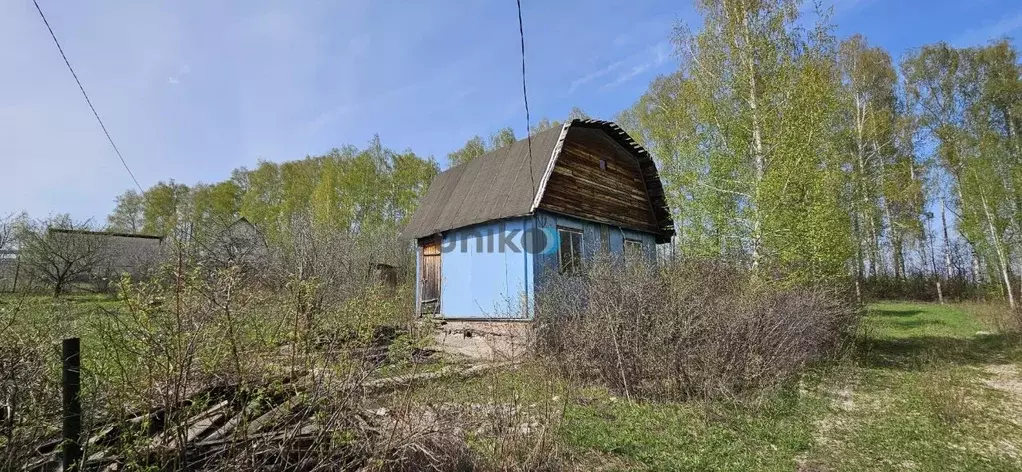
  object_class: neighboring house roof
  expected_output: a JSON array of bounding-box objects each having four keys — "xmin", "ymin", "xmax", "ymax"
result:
[
  {"xmin": 228, "ymin": 216, "xmax": 255, "ymax": 230},
  {"xmin": 48, "ymin": 228, "xmax": 164, "ymax": 240},
  {"xmin": 47, "ymin": 227, "xmax": 165, "ymax": 274},
  {"xmin": 216, "ymin": 217, "xmax": 268, "ymax": 254},
  {"xmin": 400, "ymin": 119, "xmax": 674, "ymax": 243}
]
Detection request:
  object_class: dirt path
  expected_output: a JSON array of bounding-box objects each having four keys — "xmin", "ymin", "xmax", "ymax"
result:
[{"xmin": 800, "ymin": 302, "xmax": 1022, "ymax": 471}]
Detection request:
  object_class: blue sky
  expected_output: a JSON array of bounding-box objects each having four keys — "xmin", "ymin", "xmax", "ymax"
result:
[{"xmin": 2, "ymin": 0, "xmax": 1021, "ymax": 222}]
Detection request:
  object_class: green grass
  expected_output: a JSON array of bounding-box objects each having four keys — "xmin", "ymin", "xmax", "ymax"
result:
[
  {"xmin": 806, "ymin": 302, "xmax": 1022, "ymax": 471},
  {"xmin": 549, "ymin": 302, "xmax": 1022, "ymax": 471},
  {"xmin": 8, "ymin": 295, "xmax": 1022, "ymax": 470},
  {"xmin": 561, "ymin": 390, "xmax": 825, "ymax": 471},
  {"xmin": 1, "ymin": 293, "xmax": 115, "ymax": 346},
  {"xmin": 866, "ymin": 301, "xmax": 987, "ymax": 339}
]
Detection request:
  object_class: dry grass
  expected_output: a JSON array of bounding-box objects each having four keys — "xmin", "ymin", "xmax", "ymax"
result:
[
  {"xmin": 2, "ymin": 251, "xmax": 872, "ymax": 470},
  {"xmin": 534, "ymin": 257, "xmax": 860, "ymax": 402},
  {"xmin": 1, "ymin": 254, "xmax": 569, "ymax": 471},
  {"xmin": 953, "ymin": 301, "xmax": 1021, "ymax": 334}
]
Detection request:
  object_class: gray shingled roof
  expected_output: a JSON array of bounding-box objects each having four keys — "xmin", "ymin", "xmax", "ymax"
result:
[
  {"xmin": 400, "ymin": 119, "xmax": 675, "ymax": 242},
  {"xmin": 399, "ymin": 125, "xmax": 564, "ymax": 240}
]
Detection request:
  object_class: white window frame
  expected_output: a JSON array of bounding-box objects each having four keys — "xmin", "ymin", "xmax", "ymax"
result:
[{"xmin": 557, "ymin": 226, "xmax": 583, "ymax": 275}]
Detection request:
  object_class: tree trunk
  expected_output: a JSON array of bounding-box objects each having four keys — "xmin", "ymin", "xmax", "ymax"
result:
[
  {"xmin": 981, "ymin": 193, "xmax": 1016, "ymax": 309},
  {"xmin": 941, "ymin": 197, "xmax": 954, "ymax": 278},
  {"xmin": 854, "ymin": 97, "xmax": 875, "ymax": 281},
  {"xmin": 869, "ymin": 215, "xmax": 881, "ymax": 277},
  {"xmin": 892, "ymin": 236, "xmax": 904, "ymax": 280},
  {"xmin": 926, "ymin": 225, "xmax": 944, "ymax": 304},
  {"xmin": 973, "ymin": 253, "xmax": 983, "ymax": 285},
  {"xmin": 881, "ymin": 182, "xmax": 897, "ymax": 278},
  {"xmin": 740, "ymin": 9, "xmax": 765, "ymax": 274}
]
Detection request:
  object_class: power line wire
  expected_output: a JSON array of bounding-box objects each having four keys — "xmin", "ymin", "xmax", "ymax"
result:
[
  {"xmin": 33, "ymin": 0, "xmax": 146, "ymax": 196},
  {"xmin": 516, "ymin": 0, "xmax": 535, "ymax": 194}
]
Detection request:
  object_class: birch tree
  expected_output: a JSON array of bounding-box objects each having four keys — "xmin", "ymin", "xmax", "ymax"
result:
[
  {"xmin": 904, "ymin": 41, "xmax": 1022, "ymax": 307},
  {"xmin": 650, "ymin": 0, "xmax": 852, "ymax": 281}
]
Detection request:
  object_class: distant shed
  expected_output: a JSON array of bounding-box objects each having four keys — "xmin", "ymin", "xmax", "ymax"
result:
[
  {"xmin": 401, "ymin": 119, "xmax": 674, "ymax": 320},
  {"xmin": 47, "ymin": 228, "xmax": 165, "ymax": 284}
]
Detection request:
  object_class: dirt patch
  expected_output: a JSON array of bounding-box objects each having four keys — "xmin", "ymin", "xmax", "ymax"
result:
[
  {"xmin": 431, "ymin": 321, "xmax": 534, "ymax": 360},
  {"xmin": 982, "ymin": 364, "xmax": 1022, "ymax": 399},
  {"xmin": 972, "ymin": 364, "xmax": 1022, "ymax": 464},
  {"xmin": 982, "ymin": 364, "xmax": 1022, "ymax": 426}
]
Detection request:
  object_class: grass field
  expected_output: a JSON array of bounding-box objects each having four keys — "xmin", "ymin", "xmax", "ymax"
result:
[
  {"xmin": 800, "ymin": 303, "xmax": 1022, "ymax": 471},
  {"xmin": 432, "ymin": 302, "xmax": 1022, "ymax": 471},
  {"xmin": 528, "ymin": 302, "xmax": 1022, "ymax": 471},
  {"xmin": 5, "ymin": 296, "xmax": 1022, "ymax": 470}
]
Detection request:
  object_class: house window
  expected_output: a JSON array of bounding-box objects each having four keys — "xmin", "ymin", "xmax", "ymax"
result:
[
  {"xmin": 558, "ymin": 227, "xmax": 583, "ymax": 275},
  {"xmin": 624, "ymin": 239, "xmax": 644, "ymax": 260}
]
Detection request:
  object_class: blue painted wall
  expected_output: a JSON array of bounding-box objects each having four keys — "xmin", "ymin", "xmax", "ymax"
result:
[
  {"xmin": 435, "ymin": 217, "xmax": 534, "ymax": 319},
  {"xmin": 532, "ymin": 210, "xmax": 656, "ymax": 293},
  {"xmin": 416, "ymin": 210, "xmax": 657, "ymax": 320}
]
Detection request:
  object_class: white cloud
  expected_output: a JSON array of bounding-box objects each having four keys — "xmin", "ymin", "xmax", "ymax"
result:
[
  {"xmin": 0, "ymin": 0, "xmax": 185, "ymax": 219},
  {"xmin": 0, "ymin": 0, "xmax": 685, "ymax": 221},
  {"xmin": 952, "ymin": 10, "xmax": 1022, "ymax": 46},
  {"xmin": 602, "ymin": 41, "xmax": 671, "ymax": 90},
  {"xmin": 569, "ymin": 60, "xmax": 625, "ymax": 93},
  {"xmin": 167, "ymin": 65, "xmax": 189, "ymax": 85}
]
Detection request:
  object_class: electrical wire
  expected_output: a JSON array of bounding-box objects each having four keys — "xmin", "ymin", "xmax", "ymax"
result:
[
  {"xmin": 516, "ymin": 0, "xmax": 535, "ymax": 193},
  {"xmin": 32, "ymin": 0, "xmax": 146, "ymax": 196}
]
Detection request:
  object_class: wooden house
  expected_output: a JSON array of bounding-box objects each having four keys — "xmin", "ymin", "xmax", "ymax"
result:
[
  {"xmin": 400, "ymin": 119, "xmax": 674, "ymax": 320},
  {"xmin": 46, "ymin": 228, "xmax": 165, "ymax": 289},
  {"xmin": 203, "ymin": 217, "xmax": 269, "ymax": 269}
]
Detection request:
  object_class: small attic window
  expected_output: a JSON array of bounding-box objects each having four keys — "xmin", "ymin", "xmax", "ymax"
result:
[{"xmin": 599, "ymin": 159, "xmax": 607, "ymax": 170}]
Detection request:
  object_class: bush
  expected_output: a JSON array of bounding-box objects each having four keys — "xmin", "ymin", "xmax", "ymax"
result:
[
  {"xmin": 860, "ymin": 273, "xmax": 996, "ymax": 303},
  {"xmin": 0, "ymin": 297, "xmax": 64, "ymax": 466},
  {"xmin": 534, "ymin": 257, "xmax": 860, "ymax": 401}
]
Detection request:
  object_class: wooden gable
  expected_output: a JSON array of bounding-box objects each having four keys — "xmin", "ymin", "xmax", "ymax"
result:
[{"xmin": 537, "ymin": 126, "xmax": 661, "ymax": 235}]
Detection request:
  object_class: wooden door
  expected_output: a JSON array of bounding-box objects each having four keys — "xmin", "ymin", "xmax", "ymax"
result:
[{"xmin": 419, "ymin": 238, "xmax": 441, "ymax": 316}]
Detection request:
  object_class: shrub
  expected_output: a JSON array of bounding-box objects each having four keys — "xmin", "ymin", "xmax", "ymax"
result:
[
  {"xmin": 860, "ymin": 273, "xmax": 996, "ymax": 303},
  {"xmin": 534, "ymin": 257, "xmax": 860, "ymax": 401},
  {"xmin": 0, "ymin": 297, "xmax": 65, "ymax": 466}
]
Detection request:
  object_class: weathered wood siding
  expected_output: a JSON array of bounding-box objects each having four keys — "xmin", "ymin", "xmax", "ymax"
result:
[
  {"xmin": 419, "ymin": 238, "xmax": 442, "ymax": 315},
  {"xmin": 538, "ymin": 127, "xmax": 659, "ymax": 234}
]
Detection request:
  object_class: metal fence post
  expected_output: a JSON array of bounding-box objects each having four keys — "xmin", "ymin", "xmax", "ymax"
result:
[{"xmin": 62, "ymin": 338, "xmax": 81, "ymax": 471}]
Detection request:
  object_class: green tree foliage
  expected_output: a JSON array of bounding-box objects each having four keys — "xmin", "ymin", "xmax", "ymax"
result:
[
  {"xmin": 142, "ymin": 180, "xmax": 191, "ymax": 239},
  {"xmin": 446, "ymin": 136, "xmax": 487, "ymax": 167},
  {"xmin": 836, "ymin": 34, "xmax": 926, "ymax": 288},
  {"xmin": 96, "ymin": 1, "xmax": 1022, "ymax": 305},
  {"xmin": 446, "ymin": 127, "xmax": 519, "ymax": 168},
  {"xmin": 619, "ymin": 0, "xmax": 1022, "ymax": 299},
  {"xmin": 190, "ymin": 180, "xmax": 243, "ymax": 243},
  {"xmin": 903, "ymin": 40, "xmax": 1022, "ymax": 307},
  {"xmin": 108, "ymin": 139, "xmax": 438, "ymax": 255},
  {"xmin": 622, "ymin": 0, "xmax": 852, "ymax": 282},
  {"xmin": 530, "ymin": 117, "xmax": 562, "ymax": 135},
  {"xmin": 568, "ymin": 107, "xmax": 591, "ymax": 120},
  {"xmin": 489, "ymin": 127, "xmax": 516, "ymax": 150},
  {"xmin": 106, "ymin": 190, "xmax": 145, "ymax": 233}
]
